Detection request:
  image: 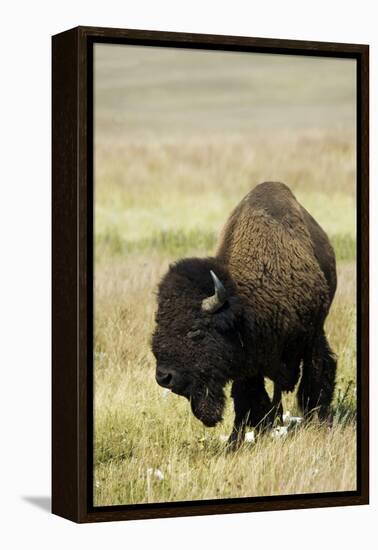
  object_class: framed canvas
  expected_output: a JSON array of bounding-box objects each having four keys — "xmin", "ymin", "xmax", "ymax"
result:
[{"xmin": 52, "ymin": 26, "xmax": 369, "ymax": 523}]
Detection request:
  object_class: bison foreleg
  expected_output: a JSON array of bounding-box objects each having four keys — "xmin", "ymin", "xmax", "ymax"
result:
[
  {"xmin": 228, "ymin": 375, "xmax": 275, "ymax": 450},
  {"xmin": 297, "ymin": 331, "xmax": 337, "ymax": 422}
]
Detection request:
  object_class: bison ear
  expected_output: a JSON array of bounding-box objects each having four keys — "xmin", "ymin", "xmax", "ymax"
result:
[
  {"xmin": 201, "ymin": 270, "xmax": 227, "ymax": 314},
  {"xmin": 212, "ymin": 295, "xmax": 244, "ymax": 334}
]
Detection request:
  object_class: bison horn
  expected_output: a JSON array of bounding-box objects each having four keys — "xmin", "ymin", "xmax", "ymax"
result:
[{"xmin": 202, "ymin": 270, "xmax": 227, "ymax": 313}]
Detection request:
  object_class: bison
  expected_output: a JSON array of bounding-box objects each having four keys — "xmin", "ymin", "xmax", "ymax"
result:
[{"xmin": 152, "ymin": 182, "xmax": 337, "ymax": 448}]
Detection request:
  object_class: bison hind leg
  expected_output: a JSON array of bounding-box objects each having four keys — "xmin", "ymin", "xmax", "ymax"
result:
[{"xmin": 297, "ymin": 331, "xmax": 337, "ymax": 422}]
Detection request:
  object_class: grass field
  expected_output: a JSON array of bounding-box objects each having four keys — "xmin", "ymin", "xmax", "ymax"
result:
[{"xmin": 93, "ymin": 46, "xmax": 356, "ymax": 505}]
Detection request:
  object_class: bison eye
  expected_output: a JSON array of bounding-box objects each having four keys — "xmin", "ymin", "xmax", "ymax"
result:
[{"xmin": 187, "ymin": 329, "xmax": 204, "ymax": 341}]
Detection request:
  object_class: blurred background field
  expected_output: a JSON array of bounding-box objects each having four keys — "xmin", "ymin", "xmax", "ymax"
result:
[{"xmin": 94, "ymin": 45, "xmax": 356, "ymax": 505}]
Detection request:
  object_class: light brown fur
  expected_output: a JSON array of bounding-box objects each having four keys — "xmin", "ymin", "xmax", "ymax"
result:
[{"xmin": 217, "ymin": 182, "xmax": 334, "ymax": 381}]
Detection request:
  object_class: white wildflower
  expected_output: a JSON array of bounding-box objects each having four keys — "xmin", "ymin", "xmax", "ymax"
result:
[
  {"xmin": 271, "ymin": 426, "xmax": 289, "ymax": 439},
  {"xmin": 283, "ymin": 410, "xmax": 303, "ymax": 429},
  {"xmin": 244, "ymin": 431, "xmax": 255, "ymax": 443},
  {"xmin": 147, "ymin": 468, "xmax": 164, "ymax": 481}
]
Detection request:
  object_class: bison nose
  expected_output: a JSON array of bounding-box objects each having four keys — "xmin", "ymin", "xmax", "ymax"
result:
[{"xmin": 156, "ymin": 368, "xmax": 174, "ymax": 388}]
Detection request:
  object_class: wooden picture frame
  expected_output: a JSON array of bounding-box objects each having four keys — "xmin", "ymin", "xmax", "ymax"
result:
[{"xmin": 52, "ymin": 26, "xmax": 369, "ymax": 523}]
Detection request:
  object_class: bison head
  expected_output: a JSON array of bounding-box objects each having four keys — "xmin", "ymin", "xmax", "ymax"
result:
[{"xmin": 152, "ymin": 258, "xmax": 244, "ymax": 427}]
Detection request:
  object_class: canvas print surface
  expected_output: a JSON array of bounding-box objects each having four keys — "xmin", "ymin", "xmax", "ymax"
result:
[{"xmin": 93, "ymin": 44, "xmax": 356, "ymax": 506}]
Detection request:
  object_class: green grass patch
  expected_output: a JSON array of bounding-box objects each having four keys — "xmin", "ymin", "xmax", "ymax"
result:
[
  {"xmin": 96, "ymin": 227, "xmax": 355, "ymax": 263},
  {"xmin": 96, "ymin": 227, "xmax": 217, "ymax": 258},
  {"xmin": 331, "ymin": 233, "xmax": 356, "ymax": 262},
  {"xmin": 332, "ymin": 380, "xmax": 357, "ymax": 425}
]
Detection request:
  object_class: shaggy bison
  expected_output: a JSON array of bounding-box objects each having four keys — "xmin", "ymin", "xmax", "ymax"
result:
[{"xmin": 152, "ymin": 182, "xmax": 337, "ymax": 448}]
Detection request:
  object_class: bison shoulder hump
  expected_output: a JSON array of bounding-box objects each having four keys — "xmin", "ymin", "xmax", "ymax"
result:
[{"xmin": 242, "ymin": 181, "xmax": 300, "ymax": 222}]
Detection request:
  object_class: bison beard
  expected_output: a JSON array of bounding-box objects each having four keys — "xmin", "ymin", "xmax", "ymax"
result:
[
  {"xmin": 190, "ymin": 383, "xmax": 226, "ymax": 427},
  {"xmin": 152, "ymin": 182, "xmax": 337, "ymax": 448}
]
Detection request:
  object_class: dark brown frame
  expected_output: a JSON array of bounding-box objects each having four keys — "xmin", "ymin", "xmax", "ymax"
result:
[{"xmin": 52, "ymin": 26, "xmax": 369, "ymax": 523}]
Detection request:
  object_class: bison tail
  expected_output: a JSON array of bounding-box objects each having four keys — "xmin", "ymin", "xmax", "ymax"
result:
[{"xmin": 297, "ymin": 331, "xmax": 337, "ymax": 422}]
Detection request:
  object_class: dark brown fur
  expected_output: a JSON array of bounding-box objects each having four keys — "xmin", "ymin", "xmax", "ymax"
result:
[{"xmin": 152, "ymin": 182, "xmax": 337, "ymax": 447}]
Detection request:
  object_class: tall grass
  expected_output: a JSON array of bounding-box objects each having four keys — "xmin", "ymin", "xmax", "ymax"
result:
[
  {"xmin": 93, "ymin": 137, "xmax": 357, "ymax": 505},
  {"xmin": 94, "ymin": 48, "xmax": 356, "ymax": 506}
]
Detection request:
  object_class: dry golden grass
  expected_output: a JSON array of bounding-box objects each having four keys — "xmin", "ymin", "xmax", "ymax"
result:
[
  {"xmin": 94, "ymin": 213, "xmax": 356, "ymax": 505},
  {"xmin": 93, "ymin": 48, "xmax": 356, "ymax": 506},
  {"xmin": 95, "ymin": 133, "xmax": 356, "ymax": 249},
  {"xmin": 95, "ymin": 418, "xmax": 356, "ymax": 504}
]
